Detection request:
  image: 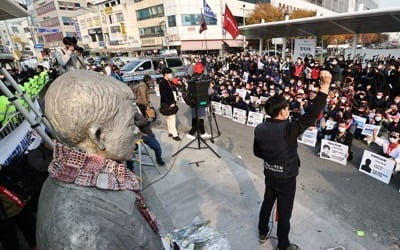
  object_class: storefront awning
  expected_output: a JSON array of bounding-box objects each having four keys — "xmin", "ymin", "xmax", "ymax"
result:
[
  {"xmin": 181, "ymin": 40, "xmax": 221, "ymax": 51},
  {"xmin": 0, "ymin": 0, "xmax": 29, "ymax": 20}
]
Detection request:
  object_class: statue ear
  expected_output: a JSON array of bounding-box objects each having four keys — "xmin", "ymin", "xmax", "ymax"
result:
[{"xmin": 88, "ymin": 125, "xmax": 106, "ymax": 151}]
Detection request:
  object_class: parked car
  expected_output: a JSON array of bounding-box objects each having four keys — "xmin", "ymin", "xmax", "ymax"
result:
[{"xmin": 120, "ymin": 56, "xmax": 185, "ymax": 82}]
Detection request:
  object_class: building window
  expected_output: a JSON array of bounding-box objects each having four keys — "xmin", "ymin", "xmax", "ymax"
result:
[
  {"xmin": 115, "ymin": 12, "xmax": 124, "ymax": 22},
  {"xmin": 35, "ymin": 1, "xmax": 56, "ymax": 16},
  {"xmin": 58, "ymin": 1, "xmax": 80, "ymax": 11},
  {"xmin": 66, "ymin": 32, "xmax": 77, "ymax": 37},
  {"xmin": 79, "ymin": 20, "xmax": 86, "ymax": 29},
  {"xmin": 136, "ymin": 4, "xmax": 164, "ymax": 20},
  {"xmin": 11, "ymin": 26, "xmax": 19, "ymax": 33},
  {"xmin": 40, "ymin": 17, "xmax": 60, "ymax": 27},
  {"xmin": 89, "ymin": 33, "xmax": 97, "ymax": 42},
  {"xmin": 139, "ymin": 25, "xmax": 164, "ymax": 37},
  {"xmin": 87, "ymin": 18, "xmax": 93, "ymax": 28},
  {"xmin": 108, "ymin": 15, "xmax": 113, "ymax": 24},
  {"xmin": 167, "ymin": 15, "xmax": 176, "ymax": 27},
  {"xmin": 93, "ymin": 17, "xmax": 101, "ymax": 26},
  {"xmin": 110, "ymin": 25, "xmax": 121, "ymax": 33},
  {"xmin": 62, "ymin": 16, "xmax": 73, "ymax": 25},
  {"xmin": 181, "ymin": 14, "xmax": 217, "ymax": 26}
]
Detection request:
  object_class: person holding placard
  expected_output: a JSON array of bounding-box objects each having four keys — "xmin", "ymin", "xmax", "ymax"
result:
[
  {"xmin": 321, "ymin": 120, "xmax": 354, "ymax": 161},
  {"xmin": 254, "ymin": 71, "xmax": 331, "ymax": 250},
  {"xmin": 371, "ymin": 129, "xmax": 400, "ymax": 175}
]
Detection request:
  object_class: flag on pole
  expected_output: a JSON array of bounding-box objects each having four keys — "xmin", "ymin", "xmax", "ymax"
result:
[
  {"xmin": 199, "ymin": 11, "xmax": 207, "ymax": 34},
  {"xmin": 223, "ymin": 4, "xmax": 239, "ymax": 39},
  {"xmin": 203, "ymin": 0, "xmax": 217, "ymax": 20}
]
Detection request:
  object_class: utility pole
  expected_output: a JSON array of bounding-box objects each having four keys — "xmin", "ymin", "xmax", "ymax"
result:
[{"xmin": 242, "ymin": 4, "xmax": 246, "ymax": 51}]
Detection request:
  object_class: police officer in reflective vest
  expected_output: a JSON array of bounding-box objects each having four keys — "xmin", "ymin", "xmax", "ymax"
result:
[{"xmin": 254, "ymin": 71, "xmax": 332, "ymax": 250}]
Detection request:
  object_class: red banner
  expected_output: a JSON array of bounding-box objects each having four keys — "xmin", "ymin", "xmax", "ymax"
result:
[
  {"xmin": 223, "ymin": 4, "xmax": 239, "ymax": 39},
  {"xmin": 199, "ymin": 13, "xmax": 207, "ymax": 34}
]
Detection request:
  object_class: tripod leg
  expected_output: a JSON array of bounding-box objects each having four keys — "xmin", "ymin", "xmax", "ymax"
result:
[
  {"xmin": 212, "ymin": 109, "xmax": 221, "ymax": 136},
  {"xmin": 200, "ymin": 138, "xmax": 221, "ymax": 158},
  {"xmin": 207, "ymin": 106, "xmax": 215, "ymax": 143},
  {"xmin": 172, "ymin": 137, "xmax": 198, "ymax": 157}
]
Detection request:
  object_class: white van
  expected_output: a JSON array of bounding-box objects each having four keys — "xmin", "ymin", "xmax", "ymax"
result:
[{"xmin": 120, "ymin": 56, "xmax": 185, "ymax": 82}]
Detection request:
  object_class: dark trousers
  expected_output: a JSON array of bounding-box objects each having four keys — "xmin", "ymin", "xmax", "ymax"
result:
[
  {"xmin": 189, "ymin": 118, "xmax": 205, "ymax": 135},
  {"xmin": 143, "ymin": 134, "xmax": 162, "ymax": 162},
  {"xmin": 258, "ymin": 177, "xmax": 296, "ymax": 250}
]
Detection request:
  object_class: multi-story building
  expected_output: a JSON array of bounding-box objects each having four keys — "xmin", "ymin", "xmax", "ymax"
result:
[
  {"xmin": 134, "ymin": 0, "xmax": 165, "ymax": 51},
  {"xmin": 33, "ymin": 0, "xmax": 88, "ymax": 48},
  {"xmin": 299, "ymin": 0, "xmax": 378, "ymax": 12},
  {"xmin": 76, "ymin": 0, "xmax": 141, "ymax": 54}
]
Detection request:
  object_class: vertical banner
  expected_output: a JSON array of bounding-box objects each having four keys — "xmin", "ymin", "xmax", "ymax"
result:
[
  {"xmin": 221, "ymin": 104, "xmax": 232, "ymax": 119},
  {"xmin": 211, "ymin": 101, "xmax": 222, "ymax": 115},
  {"xmin": 293, "ymin": 39, "xmax": 316, "ymax": 59},
  {"xmin": 232, "ymin": 108, "xmax": 247, "ymax": 124},
  {"xmin": 359, "ymin": 150, "xmax": 394, "ymax": 184},
  {"xmin": 297, "ymin": 128, "xmax": 318, "ymax": 147},
  {"xmin": 247, "ymin": 111, "xmax": 264, "ymax": 127},
  {"xmin": 320, "ymin": 139, "xmax": 348, "ymax": 166}
]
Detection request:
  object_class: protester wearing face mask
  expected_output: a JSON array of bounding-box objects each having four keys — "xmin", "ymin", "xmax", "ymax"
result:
[
  {"xmin": 322, "ymin": 120, "xmax": 354, "ymax": 160},
  {"xmin": 372, "ymin": 130, "xmax": 400, "ymax": 175},
  {"xmin": 254, "ymin": 71, "xmax": 331, "ymax": 250},
  {"xmin": 369, "ymin": 91, "xmax": 388, "ymax": 112}
]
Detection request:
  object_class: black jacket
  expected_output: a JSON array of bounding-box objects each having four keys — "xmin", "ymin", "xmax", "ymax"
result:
[
  {"xmin": 159, "ymin": 78, "xmax": 176, "ymax": 106},
  {"xmin": 253, "ymin": 92, "xmax": 327, "ymax": 179}
]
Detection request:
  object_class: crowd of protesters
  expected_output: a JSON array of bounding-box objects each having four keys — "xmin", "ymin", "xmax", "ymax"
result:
[{"xmin": 178, "ymin": 52, "xmax": 400, "ymax": 175}]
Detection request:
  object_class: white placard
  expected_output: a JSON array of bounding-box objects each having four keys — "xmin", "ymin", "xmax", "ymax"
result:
[
  {"xmin": 298, "ymin": 127, "xmax": 318, "ymax": 147},
  {"xmin": 250, "ymin": 96, "xmax": 258, "ymax": 103},
  {"xmin": 326, "ymin": 120, "xmax": 336, "ymax": 130},
  {"xmin": 211, "ymin": 101, "xmax": 222, "ymax": 115},
  {"xmin": 352, "ymin": 115, "xmax": 367, "ymax": 129},
  {"xmin": 320, "ymin": 139, "xmax": 349, "ymax": 166},
  {"xmin": 259, "ymin": 96, "xmax": 268, "ymax": 103},
  {"xmin": 361, "ymin": 124, "xmax": 381, "ymax": 136},
  {"xmin": 359, "ymin": 150, "xmax": 394, "ymax": 184},
  {"xmin": 293, "ymin": 39, "xmax": 316, "ymax": 59},
  {"xmin": 235, "ymin": 89, "xmax": 247, "ymax": 100},
  {"xmin": 232, "ymin": 108, "xmax": 247, "ymax": 124},
  {"xmin": 221, "ymin": 104, "xmax": 233, "ymax": 119},
  {"xmin": 247, "ymin": 111, "xmax": 264, "ymax": 127}
]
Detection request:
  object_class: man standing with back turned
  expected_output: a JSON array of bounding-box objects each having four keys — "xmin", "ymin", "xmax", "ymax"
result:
[{"xmin": 254, "ymin": 71, "xmax": 332, "ymax": 250}]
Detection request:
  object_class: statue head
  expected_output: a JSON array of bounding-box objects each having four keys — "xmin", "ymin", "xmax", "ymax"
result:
[{"xmin": 45, "ymin": 70, "xmax": 136, "ymax": 161}]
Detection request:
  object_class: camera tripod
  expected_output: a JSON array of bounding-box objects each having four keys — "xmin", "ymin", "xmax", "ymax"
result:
[{"xmin": 172, "ymin": 103, "xmax": 221, "ymax": 158}]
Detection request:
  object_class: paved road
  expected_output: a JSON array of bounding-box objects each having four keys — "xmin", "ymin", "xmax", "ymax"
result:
[{"xmin": 150, "ymin": 94, "xmax": 400, "ymax": 249}]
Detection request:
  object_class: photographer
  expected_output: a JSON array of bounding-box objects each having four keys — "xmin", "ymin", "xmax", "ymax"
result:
[{"xmin": 54, "ymin": 37, "xmax": 85, "ymax": 75}]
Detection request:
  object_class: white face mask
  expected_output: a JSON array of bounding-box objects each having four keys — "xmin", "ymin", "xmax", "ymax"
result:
[
  {"xmin": 375, "ymin": 117, "xmax": 382, "ymax": 122},
  {"xmin": 285, "ymin": 96, "xmax": 290, "ymax": 100},
  {"xmin": 296, "ymin": 98, "xmax": 302, "ymax": 102},
  {"xmin": 377, "ymin": 95, "xmax": 383, "ymax": 99},
  {"xmin": 338, "ymin": 127, "xmax": 346, "ymax": 133},
  {"xmin": 359, "ymin": 95, "xmax": 364, "ymax": 99},
  {"xmin": 389, "ymin": 137, "xmax": 398, "ymax": 144}
]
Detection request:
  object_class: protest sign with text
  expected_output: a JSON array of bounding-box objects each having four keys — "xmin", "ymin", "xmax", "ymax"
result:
[
  {"xmin": 352, "ymin": 115, "xmax": 367, "ymax": 129},
  {"xmin": 232, "ymin": 108, "xmax": 247, "ymax": 124},
  {"xmin": 298, "ymin": 127, "xmax": 318, "ymax": 147},
  {"xmin": 211, "ymin": 101, "xmax": 222, "ymax": 115},
  {"xmin": 359, "ymin": 150, "xmax": 394, "ymax": 184},
  {"xmin": 320, "ymin": 139, "xmax": 348, "ymax": 166},
  {"xmin": 221, "ymin": 104, "xmax": 233, "ymax": 119},
  {"xmin": 247, "ymin": 111, "xmax": 264, "ymax": 127},
  {"xmin": 361, "ymin": 124, "xmax": 381, "ymax": 136}
]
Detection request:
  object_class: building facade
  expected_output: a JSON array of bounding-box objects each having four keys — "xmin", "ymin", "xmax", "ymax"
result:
[
  {"xmin": 76, "ymin": 0, "xmax": 141, "ymax": 53},
  {"xmin": 33, "ymin": 0, "xmax": 88, "ymax": 48}
]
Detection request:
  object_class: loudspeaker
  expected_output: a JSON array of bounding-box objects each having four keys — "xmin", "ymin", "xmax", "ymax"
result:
[{"xmin": 188, "ymin": 79, "xmax": 210, "ymax": 108}]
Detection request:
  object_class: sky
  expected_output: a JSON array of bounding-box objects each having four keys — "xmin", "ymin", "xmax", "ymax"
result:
[{"xmin": 379, "ymin": 0, "xmax": 400, "ymax": 8}]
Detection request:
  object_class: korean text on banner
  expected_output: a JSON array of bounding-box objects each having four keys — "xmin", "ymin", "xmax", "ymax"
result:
[
  {"xmin": 247, "ymin": 111, "xmax": 264, "ymax": 127},
  {"xmin": 211, "ymin": 101, "xmax": 222, "ymax": 115},
  {"xmin": 359, "ymin": 150, "xmax": 394, "ymax": 184},
  {"xmin": 293, "ymin": 39, "xmax": 316, "ymax": 60},
  {"xmin": 232, "ymin": 108, "xmax": 247, "ymax": 124},
  {"xmin": 221, "ymin": 104, "xmax": 232, "ymax": 119},
  {"xmin": 352, "ymin": 115, "xmax": 367, "ymax": 129},
  {"xmin": 320, "ymin": 139, "xmax": 349, "ymax": 166},
  {"xmin": 298, "ymin": 128, "xmax": 318, "ymax": 147}
]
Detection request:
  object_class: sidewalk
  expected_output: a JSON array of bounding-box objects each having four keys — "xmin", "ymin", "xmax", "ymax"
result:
[{"xmin": 142, "ymin": 129, "xmax": 381, "ymax": 250}]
